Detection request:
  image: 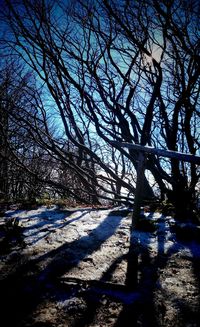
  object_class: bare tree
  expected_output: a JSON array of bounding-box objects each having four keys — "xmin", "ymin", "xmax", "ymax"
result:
[
  {"xmin": 0, "ymin": 60, "xmax": 46, "ymax": 201},
  {"xmin": 0, "ymin": 67, "xmax": 9, "ymax": 199},
  {"xmin": 1, "ymin": 0, "xmax": 199, "ymax": 213}
]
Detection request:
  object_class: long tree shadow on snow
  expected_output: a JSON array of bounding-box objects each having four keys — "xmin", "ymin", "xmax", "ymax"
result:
[
  {"xmin": 116, "ymin": 212, "xmax": 160, "ymax": 326},
  {"xmin": 0, "ymin": 208, "xmax": 90, "ymax": 256},
  {"xmin": 24, "ymin": 210, "xmax": 90, "ymax": 246},
  {"xmin": 61, "ymin": 213, "xmax": 200, "ymax": 327},
  {"xmin": 4, "ymin": 208, "xmax": 90, "ymax": 246},
  {"xmin": 2, "ymin": 209, "xmax": 200, "ymax": 327},
  {"xmin": 70, "ymin": 213, "xmax": 158, "ymax": 327},
  {"xmin": 36, "ymin": 211, "xmax": 124, "ymax": 281},
  {"xmin": 114, "ymin": 213, "xmax": 200, "ymax": 327},
  {"xmin": 0, "ymin": 209, "xmax": 124, "ymax": 327}
]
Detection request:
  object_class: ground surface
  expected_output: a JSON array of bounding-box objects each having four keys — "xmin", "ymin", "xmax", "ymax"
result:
[{"xmin": 0, "ymin": 205, "xmax": 200, "ymax": 326}]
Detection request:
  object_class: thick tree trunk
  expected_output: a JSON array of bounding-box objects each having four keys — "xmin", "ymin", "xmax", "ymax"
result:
[{"xmin": 168, "ymin": 183, "xmax": 193, "ymax": 221}]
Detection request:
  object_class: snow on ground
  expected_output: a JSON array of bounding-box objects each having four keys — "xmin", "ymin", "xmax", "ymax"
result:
[
  {"xmin": 2, "ymin": 206, "xmax": 131, "ymax": 283},
  {"xmin": 1, "ymin": 206, "xmax": 200, "ymax": 326}
]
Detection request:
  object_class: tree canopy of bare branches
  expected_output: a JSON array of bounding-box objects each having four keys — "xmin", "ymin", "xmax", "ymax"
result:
[{"xmin": 0, "ymin": 0, "xmax": 199, "ymax": 213}]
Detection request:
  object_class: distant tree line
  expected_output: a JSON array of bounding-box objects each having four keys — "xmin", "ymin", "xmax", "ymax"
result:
[{"xmin": 0, "ymin": 0, "xmax": 199, "ymax": 216}]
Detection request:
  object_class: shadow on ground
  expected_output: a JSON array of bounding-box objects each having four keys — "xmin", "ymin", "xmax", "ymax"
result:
[{"xmin": 0, "ymin": 208, "xmax": 200, "ymax": 327}]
